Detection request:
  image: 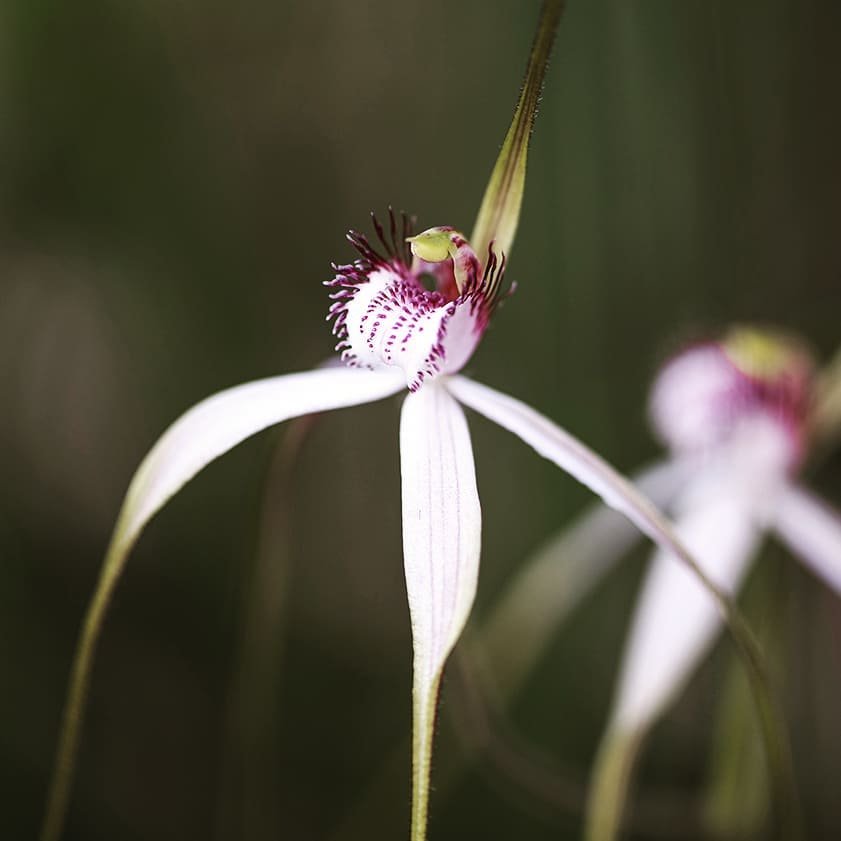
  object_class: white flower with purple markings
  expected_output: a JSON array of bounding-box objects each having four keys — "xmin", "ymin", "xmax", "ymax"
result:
[
  {"xmin": 615, "ymin": 327, "xmax": 841, "ymax": 734},
  {"xmin": 481, "ymin": 325, "xmax": 841, "ymax": 839},
  {"xmin": 40, "ymin": 4, "xmax": 763, "ymax": 841}
]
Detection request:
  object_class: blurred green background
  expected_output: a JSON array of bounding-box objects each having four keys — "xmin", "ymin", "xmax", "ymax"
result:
[{"xmin": 2, "ymin": 0, "xmax": 840, "ymax": 838}]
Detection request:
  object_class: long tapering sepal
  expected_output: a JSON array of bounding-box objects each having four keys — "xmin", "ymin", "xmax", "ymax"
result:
[
  {"xmin": 447, "ymin": 375, "xmax": 800, "ymax": 841},
  {"xmin": 39, "ymin": 368, "xmax": 404, "ymax": 841},
  {"xmin": 470, "ymin": 0, "xmax": 566, "ymax": 263}
]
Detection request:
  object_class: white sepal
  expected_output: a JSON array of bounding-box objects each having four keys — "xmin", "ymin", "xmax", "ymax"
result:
[
  {"xmin": 119, "ymin": 367, "xmax": 404, "ymax": 547},
  {"xmin": 611, "ymin": 473, "xmax": 762, "ymax": 732},
  {"xmin": 772, "ymin": 483, "xmax": 841, "ymax": 596},
  {"xmin": 446, "ymin": 376, "xmax": 706, "ymax": 566},
  {"xmin": 41, "ymin": 365, "xmax": 405, "ymax": 841},
  {"xmin": 400, "ymin": 380, "xmax": 482, "ymax": 695},
  {"xmin": 400, "ymin": 381, "xmax": 481, "ymax": 841}
]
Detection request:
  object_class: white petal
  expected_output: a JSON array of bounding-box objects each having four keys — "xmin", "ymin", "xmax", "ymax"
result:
[
  {"xmin": 120, "ymin": 367, "xmax": 404, "ymax": 545},
  {"xmin": 772, "ymin": 483, "xmax": 841, "ymax": 596},
  {"xmin": 400, "ymin": 381, "xmax": 481, "ymax": 840},
  {"xmin": 482, "ymin": 458, "xmax": 691, "ymax": 697},
  {"xmin": 446, "ymin": 376, "xmax": 714, "ymax": 570},
  {"xmin": 400, "ymin": 381, "xmax": 482, "ymax": 694},
  {"xmin": 611, "ymin": 472, "xmax": 762, "ymax": 732}
]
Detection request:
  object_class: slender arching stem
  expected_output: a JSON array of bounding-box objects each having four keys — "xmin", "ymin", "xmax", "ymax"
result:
[{"xmin": 39, "ymin": 529, "xmax": 133, "ymax": 841}]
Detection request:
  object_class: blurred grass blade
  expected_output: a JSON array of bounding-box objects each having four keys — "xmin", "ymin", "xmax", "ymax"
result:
[
  {"xmin": 217, "ymin": 416, "xmax": 317, "ymax": 839},
  {"xmin": 703, "ymin": 560, "xmax": 783, "ymax": 839},
  {"xmin": 813, "ymin": 344, "xmax": 841, "ymax": 448},
  {"xmin": 704, "ymin": 654, "xmax": 769, "ymax": 838},
  {"xmin": 470, "ymin": 0, "xmax": 565, "ymax": 262}
]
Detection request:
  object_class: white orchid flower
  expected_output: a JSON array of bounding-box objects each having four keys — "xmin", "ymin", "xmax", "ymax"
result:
[
  {"xmin": 40, "ymin": 4, "xmax": 771, "ymax": 840},
  {"xmin": 609, "ymin": 328, "xmax": 841, "ymax": 736},
  {"xmin": 41, "ymin": 212, "xmax": 725, "ymax": 841},
  {"xmin": 479, "ymin": 326, "xmax": 841, "ymax": 840},
  {"xmin": 587, "ymin": 327, "xmax": 841, "ymax": 839}
]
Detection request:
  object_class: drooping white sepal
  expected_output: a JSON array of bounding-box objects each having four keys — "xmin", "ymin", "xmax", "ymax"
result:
[
  {"xmin": 400, "ymin": 381, "xmax": 482, "ymax": 841},
  {"xmin": 40, "ymin": 365, "xmax": 406, "ymax": 841},
  {"xmin": 610, "ymin": 471, "xmax": 763, "ymax": 732},
  {"xmin": 772, "ymin": 483, "xmax": 841, "ymax": 596},
  {"xmin": 446, "ymin": 376, "xmax": 711, "ymax": 568},
  {"xmin": 400, "ymin": 380, "xmax": 482, "ymax": 695}
]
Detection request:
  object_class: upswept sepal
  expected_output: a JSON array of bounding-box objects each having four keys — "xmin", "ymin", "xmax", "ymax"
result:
[{"xmin": 470, "ymin": 0, "xmax": 565, "ymax": 263}]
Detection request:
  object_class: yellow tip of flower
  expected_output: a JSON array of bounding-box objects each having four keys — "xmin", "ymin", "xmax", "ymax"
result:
[{"xmin": 723, "ymin": 326, "xmax": 807, "ymax": 381}]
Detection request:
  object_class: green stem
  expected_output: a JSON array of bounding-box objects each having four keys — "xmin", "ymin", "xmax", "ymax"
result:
[
  {"xmin": 584, "ymin": 728, "xmax": 642, "ymax": 841},
  {"xmin": 410, "ymin": 674, "xmax": 442, "ymax": 841},
  {"xmin": 599, "ymin": 474, "xmax": 800, "ymax": 841},
  {"xmin": 39, "ymin": 530, "xmax": 132, "ymax": 841},
  {"xmin": 581, "ymin": 611, "xmax": 798, "ymax": 841}
]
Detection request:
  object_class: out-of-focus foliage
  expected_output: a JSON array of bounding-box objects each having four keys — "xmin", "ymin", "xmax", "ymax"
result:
[{"xmin": 1, "ymin": 1, "xmax": 840, "ymax": 839}]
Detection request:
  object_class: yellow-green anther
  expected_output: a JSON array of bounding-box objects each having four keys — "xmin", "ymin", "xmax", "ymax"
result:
[
  {"xmin": 408, "ymin": 227, "xmax": 475, "ymax": 293},
  {"xmin": 723, "ymin": 326, "xmax": 803, "ymax": 381},
  {"xmin": 408, "ymin": 229, "xmax": 457, "ymax": 264},
  {"xmin": 470, "ymin": 0, "xmax": 565, "ymax": 265}
]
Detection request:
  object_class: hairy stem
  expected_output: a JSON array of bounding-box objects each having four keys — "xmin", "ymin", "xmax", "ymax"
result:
[{"xmin": 410, "ymin": 675, "xmax": 442, "ymax": 841}]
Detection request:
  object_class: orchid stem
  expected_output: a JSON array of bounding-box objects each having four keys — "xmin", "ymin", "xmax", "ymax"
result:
[
  {"xmin": 582, "ymin": 608, "xmax": 798, "ymax": 841},
  {"xmin": 605, "ymin": 481, "xmax": 801, "ymax": 841},
  {"xmin": 584, "ymin": 728, "xmax": 642, "ymax": 841},
  {"xmin": 39, "ymin": 530, "xmax": 132, "ymax": 841},
  {"xmin": 410, "ymin": 676, "xmax": 441, "ymax": 841}
]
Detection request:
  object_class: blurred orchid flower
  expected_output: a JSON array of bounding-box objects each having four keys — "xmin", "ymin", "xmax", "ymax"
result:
[
  {"xmin": 40, "ymin": 4, "xmax": 770, "ymax": 841},
  {"xmin": 589, "ymin": 327, "xmax": 841, "ymax": 839},
  {"xmin": 480, "ymin": 326, "xmax": 841, "ymax": 839},
  {"xmin": 609, "ymin": 328, "xmax": 841, "ymax": 737}
]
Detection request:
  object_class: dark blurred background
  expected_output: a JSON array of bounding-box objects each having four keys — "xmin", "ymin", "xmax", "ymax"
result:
[{"xmin": 2, "ymin": 0, "xmax": 841, "ymax": 839}]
